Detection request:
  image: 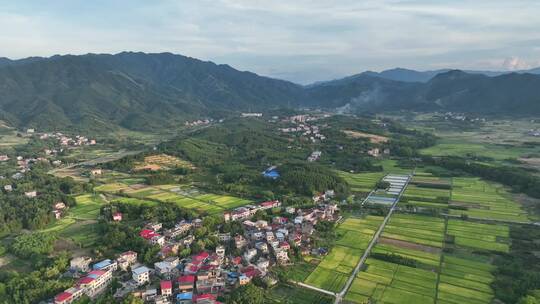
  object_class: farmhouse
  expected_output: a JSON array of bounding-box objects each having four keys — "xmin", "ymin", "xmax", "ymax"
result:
[
  {"xmin": 90, "ymin": 169, "xmax": 102, "ymax": 176},
  {"xmin": 177, "ymin": 275, "xmax": 195, "ymax": 292},
  {"xmin": 116, "ymin": 251, "xmax": 137, "ymax": 271},
  {"xmin": 54, "ymin": 287, "xmax": 84, "ymax": 304},
  {"xmin": 132, "ymin": 266, "xmax": 151, "ymax": 285},
  {"xmin": 54, "ymin": 269, "xmax": 113, "ymax": 304},
  {"xmin": 92, "ymin": 259, "xmax": 118, "ymax": 272},
  {"xmin": 25, "ymin": 191, "xmax": 37, "ymax": 198},
  {"xmin": 160, "ymin": 280, "xmax": 172, "ymax": 297}
]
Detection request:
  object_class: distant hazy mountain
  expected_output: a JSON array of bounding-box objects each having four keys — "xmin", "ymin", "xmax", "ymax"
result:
[
  {"xmin": 348, "ymin": 67, "xmax": 540, "ymax": 83},
  {"xmin": 0, "ymin": 52, "xmax": 539, "ymax": 132},
  {"xmin": 0, "ymin": 57, "xmax": 11, "ymax": 66},
  {"xmin": 307, "ymin": 70, "xmax": 540, "ymax": 114},
  {"xmin": 363, "ymin": 68, "xmax": 449, "ymax": 83}
]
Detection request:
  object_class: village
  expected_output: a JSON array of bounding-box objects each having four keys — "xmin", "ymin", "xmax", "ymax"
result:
[
  {"xmin": 0, "ymin": 130, "xmax": 98, "ymax": 199},
  {"xmin": 53, "ymin": 190, "xmax": 340, "ymax": 304}
]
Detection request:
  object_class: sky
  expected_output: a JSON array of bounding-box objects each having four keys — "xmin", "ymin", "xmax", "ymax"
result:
[{"xmin": 1, "ymin": 0, "xmax": 540, "ymax": 84}]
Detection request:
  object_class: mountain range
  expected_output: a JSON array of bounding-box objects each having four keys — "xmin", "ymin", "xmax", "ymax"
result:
[{"xmin": 0, "ymin": 52, "xmax": 539, "ymax": 132}]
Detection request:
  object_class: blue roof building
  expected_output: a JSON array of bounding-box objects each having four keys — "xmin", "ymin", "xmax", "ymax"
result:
[
  {"xmin": 262, "ymin": 166, "xmax": 280, "ymax": 179},
  {"xmin": 92, "ymin": 259, "xmax": 114, "ymax": 270},
  {"xmin": 177, "ymin": 292, "xmax": 193, "ymax": 302}
]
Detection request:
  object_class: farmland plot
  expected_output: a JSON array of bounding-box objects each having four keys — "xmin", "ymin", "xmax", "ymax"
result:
[
  {"xmin": 338, "ymin": 171, "xmax": 384, "ymax": 193},
  {"xmin": 304, "ymin": 216, "xmax": 383, "ymax": 292},
  {"xmin": 345, "ymin": 258, "xmax": 437, "ymax": 304},
  {"xmin": 449, "ymin": 178, "xmax": 529, "ymax": 222},
  {"xmin": 447, "ymin": 219, "xmax": 510, "ymax": 253}
]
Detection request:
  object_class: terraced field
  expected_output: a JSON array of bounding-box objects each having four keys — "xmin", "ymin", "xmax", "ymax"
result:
[
  {"xmin": 449, "ymin": 178, "xmax": 529, "ymax": 222},
  {"xmin": 304, "ymin": 216, "xmax": 383, "ymax": 292}
]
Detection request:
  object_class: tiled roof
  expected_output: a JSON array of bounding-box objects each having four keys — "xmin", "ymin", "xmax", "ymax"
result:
[
  {"xmin": 178, "ymin": 275, "xmax": 196, "ymax": 284},
  {"xmin": 55, "ymin": 292, "xmax": 72, "ymax": 302},
  {"xmin": 160, "ymin": 280, "xmax": 172, "ymax": 290},
  {"xmin": 77, "ymin": 277, "xmax": 95, "ymax": 285}
]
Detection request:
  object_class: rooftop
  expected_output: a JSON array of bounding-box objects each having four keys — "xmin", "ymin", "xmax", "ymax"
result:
[
  {"xmin": 132, "ymin": 266, "xmax": 151, "ymax": 275},
  {"xmin": 160, "ymin": 280, "xmax": 172, "ymax": 290}
]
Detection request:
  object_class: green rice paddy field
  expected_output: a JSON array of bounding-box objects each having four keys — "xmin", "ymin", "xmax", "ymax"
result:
[
  {"xmin": 449, "ymin": 177, "xmax": 529, "ymax": 222},
  {"xmin": 345, "ymin": 258, "xmax": 438, "ymax": 304},
  {"xmin": 40, "ymin": 194, "xmax": 106, "ymax": 246},
  {"xmin": 303, "ymin": 216, "xmax": 384, "ymax": 292},
  {"xmin": 399, "ymin": 173, "xmax": 451, "ymax": 210},
  {"xmin": 338, "ymin": 171, "xmax": 384, "ymax": 193},
  {"xmin": 94, "ymin": 182, "xmax": 252, "ymax": 214},
  {"xmin": 345, "ymin": 215, "xmax": 507, "ymax": 303},
  {"xmin": 381, "ymin": 214, "xmax": 445, "ymax": 248}
]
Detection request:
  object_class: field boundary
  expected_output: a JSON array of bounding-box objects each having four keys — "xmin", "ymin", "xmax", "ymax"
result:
[
  {"xmin": 434, "ymin": 216, "xmax": 449, "ymax": 304},
  {"xmin": 291, "ymin": 280, "xmax": 337, "ymax": 297}
]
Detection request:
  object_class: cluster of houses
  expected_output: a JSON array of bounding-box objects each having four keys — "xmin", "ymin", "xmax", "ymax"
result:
[
  {"xmin": 53, "ymin": 194, "xmax": 340, "ymax": 304},
  {"xmin": 307, "ymin": 150, "xmax": 322, "ymax": 162},
  {"xmin": 223, "ymin": 200, "xmax": 282, "ymax": 222},
  {"xmin": 279, "ymin": 120, "xmax": 326, "ymax": 143},
  {"xmin": 442, "ymin": 112, "xmax": 485, "ymax": 123},
  {"xmin": 55, "ymin": 255, "xmax": 121, "ymax": 304},
  {"xmin": 285, "ymin": 114, "xmax": 330, "ymax": 124},
  {"xmin": 184, "ymin": 119, "xmax": 215, "ymax": 128},
  {"xmin": 39, "ymin": 132, "xmax": 97, "ymax": 147},
  {"xmin": 241, "ymin": 113, "xmax": 263, "ymax": 118},
  {"xmin": 367, "ymin": 148, "xmax": 390, "ymax": 157}
]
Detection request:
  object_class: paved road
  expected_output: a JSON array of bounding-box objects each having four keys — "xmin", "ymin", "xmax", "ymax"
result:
[{"xmin": 334, "ymin": 174, "xmax": 413, "ymax": 304}]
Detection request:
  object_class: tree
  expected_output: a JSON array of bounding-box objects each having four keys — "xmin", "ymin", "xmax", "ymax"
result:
[
  {"xmin": 122, "ymin": 294, "xmax": 145, "ymax": 304},
  {"xmin": 228, "ymin": 284, "xmax": 265, "ymax": 304},
  {"xmin": 10, "ymin": 232, "xmax": 56, "ymax": 258},
  {"xmin": 375, "ymin": 181, "xmax": 390, "ymax": 189}
]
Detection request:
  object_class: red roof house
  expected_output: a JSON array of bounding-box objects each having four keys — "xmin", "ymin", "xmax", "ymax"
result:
[
  {"xmin": 194, "ymin": 293, "xmax": 216, "ymax": 303},
  {"xmin": 54, "ymin": 292, "xmax": 73, "ymax": 304},
  {"xmin": 191, "ymin": 251, "xmax": 209, "ymax": 265},
  {"xmin": 140, "ymin": 229, "xmax": 159, "ymax": 240},
  {"xmin": 161, "ymin": 280, "xmax": 172, "ymax": 296},
  {"xmin": 178, "ymin": 275, "xmax": 195, "ymax": 291}
]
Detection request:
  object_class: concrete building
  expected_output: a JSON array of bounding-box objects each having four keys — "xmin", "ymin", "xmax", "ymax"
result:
[{"xmin": 132, "ymin": 266, "xmax": 151, "ymax": 285}]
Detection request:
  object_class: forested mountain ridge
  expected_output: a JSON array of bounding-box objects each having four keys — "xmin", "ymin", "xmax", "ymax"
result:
[
  {"xmin": 0, "ymin": 52, "xmax": 540, "ymax": 133},
  {"xmin": 0, "ymin": 52, "xmax": 305, "ymax": 132}
]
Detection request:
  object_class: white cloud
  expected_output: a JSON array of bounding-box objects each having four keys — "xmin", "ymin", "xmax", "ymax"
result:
[
  {"xmin": 0, "ymin": 0, "xmax": 539, "ymax": 83},
  {"xmin": 502, "ymin": 57, "xmax": 531, "ymax": 70}
]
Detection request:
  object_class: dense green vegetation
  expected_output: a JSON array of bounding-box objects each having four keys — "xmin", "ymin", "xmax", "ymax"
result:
[
  {"xmin": 0, "ymin": 168, "xmax": 84, "ymax": 234},
  {"xmin": 10, "ymin": 233, "xmax": 56, "ymax": 258},
  {"xmin": 425, "ymin": 156, "xmax": 540, "ymax": 200},
  {"xmin": 492, "ymin": 225, "xmax": 540, "ymax": 303}
]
